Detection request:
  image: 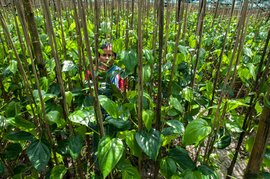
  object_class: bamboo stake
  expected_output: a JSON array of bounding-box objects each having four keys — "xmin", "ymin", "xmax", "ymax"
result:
[
  {"xmin": 14, "ymin": 0, "xmax": 40, "ymax": 130},
  {"xmin": 55, "ymin": 0, "xmax": 67, "ymax": 61},
  {"xmin": 40, "ymin": 0, "xmax": 72, "ymax": 132},
  {"xmin": 22, "ymin": 0, "xmax": 47, "ymax": 77},
  {"xmin": 155, "ymin": 0, "xmax": 164, "ymax": 131},
  {"xmin": 130, "ymin": 0, "xmax": 135, "ymax": 29},
  {"xmin": 244, "ymin": 88, "xmax": 270, "ymax": 178},
  {"xmin": 230, "ymin": 17, "xmax": 249, "ymax": 89},
  {"xmin": 125, "ymin": 0, "xmax": 129, "ymax": 50},
  {"xmin": 191, "ymin": 0, "xmax": 206, "ymax": 88},
  {"xmin": 78, "ymin": 0, "xmax": 105, "ymax": 137},
  {"xmin": 137, "ymin": 0, "xmax": 143, "ymax": 174},
  {"xmin": 163, "ymin": 0, "xmax": 171, "ymax": 62},
  {"xmin": 182, "ymin": 2, "xmax": 189, "ymax": 41},
  {"xmin": 168, "ymin": 0, "xmax": 183, "ymax": 97},
  {"xmin": 154, "ymin": 0, "xmax": 164, "ymax": 177},
  {"xmin": 72, "ymin": 0, "xmax": 84, "ymax": 88},
  {"xmin": 94, "ymin": 0, "xmax": 100, "ymax": 70},
  {"xmin": 13, "ymin": 9, "xmax": 26, "ymax": 61},
  {"xmin": 211, "ymin": 0, "xmax": 220, "ymax": 28},
  {"xmin": 209, "ymin": 0, "xmax": 236, "ymax": 114},
  {"xmin": 138, "ymin": 0, "xmax": 143, "ymax": 132},
  {"xmin": 150, "ymin": 0, "xmax": 159, "ymax": 97}
]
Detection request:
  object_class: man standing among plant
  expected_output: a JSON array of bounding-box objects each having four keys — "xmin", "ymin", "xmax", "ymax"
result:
[{"xmin": 85, "ymin": 43, "xmax": 127, "ymax": 95}]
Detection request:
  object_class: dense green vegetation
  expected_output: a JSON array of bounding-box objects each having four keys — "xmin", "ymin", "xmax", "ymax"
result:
[{"xmin": 0, "ymin": 0, "xmax": 270, "ymax": 178}]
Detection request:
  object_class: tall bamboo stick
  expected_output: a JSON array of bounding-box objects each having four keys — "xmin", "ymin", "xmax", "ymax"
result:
[{"xmin": 78, "ymin": 0, "xmax": 105, "ymax": 137}]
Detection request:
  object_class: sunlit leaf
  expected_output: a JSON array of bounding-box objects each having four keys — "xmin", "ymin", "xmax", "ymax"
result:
[
  {"xmin": 98, "ymin": 137, "xmax": 124, "ymax": 178},
  {"xmin": 118, "ymin": 130, "xmax": 141, "ymax": 157},
  {"xmin": 135, "ymin": 129, "xmax": 162, "ymax": 160},
  {"xmin": 142, "ymin": 110, "xmax": 154, "ymax": 130},
  {"xmin": 183, "ymin": 119, "xmax": 211, "ymax": 146},
  {"xmin": 169, "ymin": 96, "xmax": 183, "ymax": 112},
  {"xmin": 65, "ymin": 91, "xmax": 73, "ymax": 107},
  {"xmin": 69, "ymin": 108, "xmax": 95, "ymax": 126},
  {"xmin": 99, "ymin": 95, "xmax": 118, "ymax": 118},
  {"xmin": 182, "ymin": 87, "xmax": 194, "ymax": 102}
]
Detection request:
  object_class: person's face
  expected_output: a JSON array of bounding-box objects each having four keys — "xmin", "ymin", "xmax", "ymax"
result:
[{"xmin": 98, "ymin": 45, "xmax": 115, "ymax": 71}]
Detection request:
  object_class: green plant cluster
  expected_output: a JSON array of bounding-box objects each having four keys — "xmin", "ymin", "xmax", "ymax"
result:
[{"xmin": 0, "ymin": 2, "xmax": 270, "ymax": 179}]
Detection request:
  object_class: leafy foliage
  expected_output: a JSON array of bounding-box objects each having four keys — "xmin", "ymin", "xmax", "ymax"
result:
[{"xmin": 0, "ymin": 1, "xmax": 269, "ymax": 178}]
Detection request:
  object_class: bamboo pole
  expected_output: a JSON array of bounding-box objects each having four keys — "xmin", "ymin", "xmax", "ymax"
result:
[
  {"xmin": 22, "ymin": 0, "xmax": 47, "ymax": 77},
  {"xmin": 77, "ymin": 0, "xmax": 105, "ymax": 137},
  {"xmin": 244, "ymin": 88, "xmax": 270, "ymax": 178},
  {"xmin": 94, "ymin": 0, "xmax": 100, "ymax": 71},
  {"xmin": 209, "ymin": 0, "xmax": 236, "ymax": 114},
  {"xmin": 163, "ymin": 0, "xmax": 171, "ymax": 62},
  {"xmin": 230, "ymin": 17, "xmax": 249, "ymax": 89},
  {"xmin": 168, "ymin": 0, "xmax": 183, "ymax": 97},
  {"xmin": 40, "ymin": 0, "xmax": 71, "ymax": 130},
  {"xmin": 182, "ymin": 2, "xmax": 189, "ymax": 40},
  {"xmin": 125, "ymin": 0, "xmax": 129, "ymax": 50},
  {"xmin": 137, "ymin": 0, "xmax": 143, "ymax": 174},
  {"xmin": 191, "ymin": 0, "xmax": 206, "ymax": 88},
  {"xmin": 72, "ymin": 0, "xmax": 84, "ymax": 88},
  {"xmin": 137, "ymin": 0, "xmax": 143, "ymax": 132},
  {"xmin": 155, "ymin": 0, "xmax": 164, "ymax": 129},
  {"xmin": 154, "ymin": 0, "xmax": 164, "ymax": 177},
  {"xmin": 150, "ymin": 0, "xmax": 159, "ymax": 97}
]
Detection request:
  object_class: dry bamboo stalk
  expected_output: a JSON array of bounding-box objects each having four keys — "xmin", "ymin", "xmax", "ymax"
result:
[
  {"xmin": 209, "ymin": 0, "xmax": 236, "ymax": 114},
  {"xmin": 191, "ymin": 0, "xmax": 206, "ymax": 88},
  {"xmin": 77, "ymin": 0, "xmax": 105, "ymax": 137},
  {"xmin": 125, "ymin": 0, "xmax": 129, "ymax": 50},
  {"xmin": 182, "ymin": 2, "xmax": 189, "ymax": 40},
  {"xmin": 163, "ymin": 1, "xmax": 171, "ymax": 61},
  {"xmin": 137, "ymin": 0, "xmax": 143, "ymax": 131},
  {"xmin": 55, "ymin": 0, "xmax": 67, "ymax": 61},
  {"xmin": 72, "ymin": 0, "xmax": 84, "ymax": 88},
  {"xmin": 155, "ymin": 0, "xmax": 164, "ymax": 130},
  {"xmin": 244, "ymin": 88, "xmax": 270, "ymax": 178},
  {"xmin": 94, "ymin": 0, "xmax": 100, "ymax": 71},
  {"xmin": 150, "ymin": 0, "xmax": 159, "ymax": 97},
  {"xmin": 40, "ymin": 0, "xmax": 71, "ymax": 127},
  {"xmin": 168, "ymin": 0, "xmax": 183, "ymax": 97},
  {"xmin": 230, "ymin": 16, "xmax": 249, "ymax": 89},
  {"xmin": 22, "ymin": 0, "xmax": 47, "ymax": 77}
]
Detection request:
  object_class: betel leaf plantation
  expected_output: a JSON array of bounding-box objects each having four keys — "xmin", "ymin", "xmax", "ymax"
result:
[{"xmin": 0, "ymin": 0, "xmax": 270, "ymax": 178}]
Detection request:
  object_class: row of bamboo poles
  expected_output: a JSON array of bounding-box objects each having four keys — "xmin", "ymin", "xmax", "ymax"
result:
[{"xmin": 0, "ymin": 0, "xmax": 270, "ymax": 178}]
